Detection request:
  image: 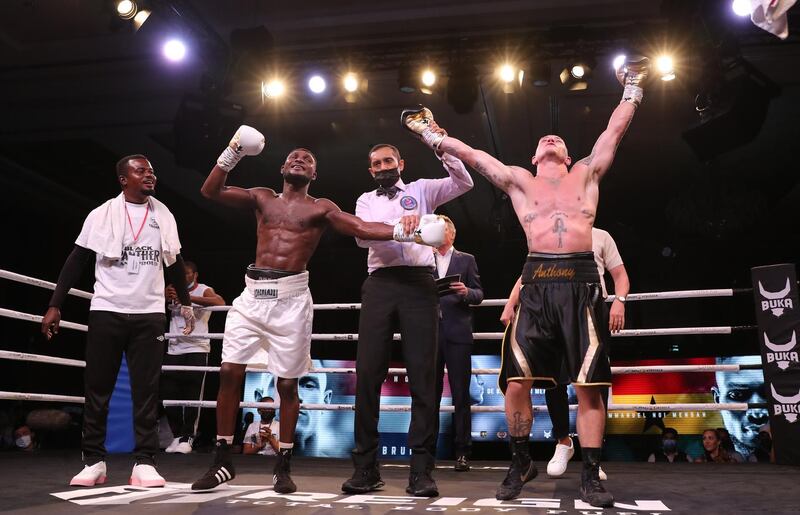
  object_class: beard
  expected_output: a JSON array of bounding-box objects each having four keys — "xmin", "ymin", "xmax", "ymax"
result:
[{"xmin": 282, "ymin": 171, "xmax": 312, "ymax": 187}]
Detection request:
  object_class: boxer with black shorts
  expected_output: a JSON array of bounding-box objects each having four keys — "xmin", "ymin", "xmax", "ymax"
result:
[
  {"xmin": 500, "ymin": 253, "xmax": 611, "ymax": 393},
  {"xmin": 190, "ymin": 126, "xmax": 444, "ymax": 495},
  {"xmin": 404, "ymin": 56, "xmax": 649, "ymax": 507}
]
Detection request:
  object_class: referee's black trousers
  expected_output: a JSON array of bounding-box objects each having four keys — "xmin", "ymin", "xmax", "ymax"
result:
[
  {"xmin": 82, "ymin": 311, "xmax": 166, "ymax": 465},
  {"xmin": 353, "ymin": 267, "xmax": 439, "ymax": 471}
]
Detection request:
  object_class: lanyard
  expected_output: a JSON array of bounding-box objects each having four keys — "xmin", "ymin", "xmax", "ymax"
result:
[{"xmin": 125, "ymin": 202, "xmax": 150, "ymax": 244}]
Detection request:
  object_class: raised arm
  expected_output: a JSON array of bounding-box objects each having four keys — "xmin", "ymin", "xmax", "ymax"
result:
[
  {"xmin": 575, "ymin": 56, "xmax": 649, "ymax": 180},
  {"xmin": 401, "ymin": 106, "xmax": 521, "ymax": 193},
  {"xmin": 572, "ymin": 101, "xmax": 636, "ymax": 180},
  {"xmin": 201, "ymin": 125, "xmax": 266, "ymax": 209},
  {"xmin": 200, "ymin": 165, "xmax": 258, "ymax": 209}
]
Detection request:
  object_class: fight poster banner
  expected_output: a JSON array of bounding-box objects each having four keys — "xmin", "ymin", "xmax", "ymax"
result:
[{"xmin": 751, "ymin": 263, "xmax": 800, "ymax": 465}]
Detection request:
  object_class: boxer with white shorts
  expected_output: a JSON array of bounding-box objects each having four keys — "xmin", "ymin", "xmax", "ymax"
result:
[
  {"xmin": 190, "ymin": 126, "xmax": 445, "ymax": 494},
  {"xmin": 222, "ymin": 268, "xmax": 312, "ymax": 378}
]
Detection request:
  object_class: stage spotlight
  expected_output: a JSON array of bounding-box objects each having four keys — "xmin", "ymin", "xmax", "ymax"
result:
[
  {"xmin": 498, "ymin": 64, "xmax": 516, "ymax": 83},
  {"xmin": 612, "ymin": 54, "xmax": 626, "ymax": 72},
  {"xmin": 421, "ymin": 69, "xmax": 436, "ymax": 87},
  {"xmin": 528, "ymin": 62, "xmax": 551, "ymax": 87},
  {"xmin": 308, "ymin": 75, "xmax": 326, "ymax": 94},
  {"xmin": 116, "ymin": 0, "xmax": 137, "ymax": 19},
  {"xmin": 397, "ymin": 64, "xmax": 416, "ymax": 93},
  {"xmin": 560, "ymin": 60, "xmax": 592, "ymax": 91},
  {"xmin": 731, "ymin": 0, "xmax": 751, "ymax": 17},
  {"xmin": 132, "ymin": 9, "xmax": 151, "ymax": 31},
  {"xmin": 162, "ymin": 39, "xmax": 187, "ymax": 62},
  {"xmin": 682, "ymin": 57, "xmax": 780, "ymax": 161},
  {"xmin": 447, "ymin": 62, "xmax": 479, "ymax": 114},
  {"xmin": 656, "ymin": 55, "xmax": 676, "ymax": 81},
  {"xmin": 420, "ymin": 69, "xmax": 438, "ymax": 94},
  {"xmin": 343, "ymin": 73, "xmax": 359, "ymax": 93},
  {"xmin": 262, "ymin": 79, "xmax": 285, "ymax": 99}
]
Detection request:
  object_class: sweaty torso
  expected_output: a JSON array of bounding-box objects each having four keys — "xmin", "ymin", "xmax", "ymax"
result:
[
  {"xmin": 252, "ymin": 189, "xmax": 330, "ymax": 271},
  {"xmin": 510, "ymin": 165, "xmax": 598, "ymax": 253}
]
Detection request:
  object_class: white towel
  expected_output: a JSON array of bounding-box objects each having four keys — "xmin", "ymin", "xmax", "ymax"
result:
[
  {"xmin": 751, "ymin": 0, "xmax": 796, "ymax": 39},
  {"xmin": 80, "ymin": 193, "xmax": 182, "ymax": 266}
]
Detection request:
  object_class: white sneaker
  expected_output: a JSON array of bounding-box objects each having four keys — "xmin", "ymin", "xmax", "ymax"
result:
[
  {"xmin": 130, "ymin": 464, "xmax": 166, "ymax": 487},
  {"xmin": 165, "ymin": 437, "xmax": 180, "ymax": 453},
  {"xmin": 547, "ymin": 437, "xmax": 574, "ymax": 477},
  {"xmin": 598, "ymin": 466, "xmax": 608, "ymax": 481},
  {"xmin": 70, "ymin": 462, "xmax": 107, "ymax": 487},
  {"xmin": 175, "ymin": 437, "xmax": 193, "ymax": 454}
]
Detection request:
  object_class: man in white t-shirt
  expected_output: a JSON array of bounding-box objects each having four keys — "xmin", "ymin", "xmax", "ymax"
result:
[
  {"xmin": 243, "ymin": 399, "xmax": 280, "ymax": 456},
  {"xmin": 161, "ymin": 260, "xmax": 225, "ymax": 454},
  {"xmin": 500, "ymin": 227, "xmax": 630, "ymax": 481},
  {"xmin": 42, "ymin": 154, "xmax": 196, "ymax": 488}
]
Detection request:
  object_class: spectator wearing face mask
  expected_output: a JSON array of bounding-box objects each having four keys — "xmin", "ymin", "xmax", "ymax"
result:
[
  {"xmin": 13, "ymin": 425, "xmax": 36, "ymax": 452},
  {"xmin": 647, "ymin": 428, "xmax": 690, "ymax": 463}
]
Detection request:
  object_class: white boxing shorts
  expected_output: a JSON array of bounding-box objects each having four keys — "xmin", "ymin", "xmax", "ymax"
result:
[{"xmin": 221, "ymin": 271, "xmax": 312, "ymax": 378}]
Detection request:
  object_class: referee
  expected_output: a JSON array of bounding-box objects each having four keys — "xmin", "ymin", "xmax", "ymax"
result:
[{"xmin": 342, "ymin": 143, "xmax": 472, "ymax": 497}]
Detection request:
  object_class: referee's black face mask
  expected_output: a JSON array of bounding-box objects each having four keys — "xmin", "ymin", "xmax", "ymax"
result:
[{"xmin": 373, "ymin": 168, "xmax": 400, "ymax": 188}]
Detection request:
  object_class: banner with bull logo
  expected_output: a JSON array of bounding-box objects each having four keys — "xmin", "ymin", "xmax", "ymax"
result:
[{"xmin": 751, "ymin": 264, "xmax": 800, "ymax": 465}]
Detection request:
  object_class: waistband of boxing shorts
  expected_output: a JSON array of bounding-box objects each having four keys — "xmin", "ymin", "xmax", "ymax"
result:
[
  {"xmin": 246, "ymin": 264, "xmax": 303, "ymax": 280},
  {"xmin": 522, "ymin": 251, "xmax": 599, "ymax": 284},
  {"xmin": 244, "ymin": 271, "xmax": 309, "ymax": 299}
]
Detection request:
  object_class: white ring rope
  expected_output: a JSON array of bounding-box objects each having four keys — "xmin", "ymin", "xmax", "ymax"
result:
[
  {"xmin": 0, "ymin": 307, "xmax": 88, "ymax": 332},
  {"xmin": 0, "ymin": 306, "xmax": 758, "ymax": 339},
  {"xmin": 0, "ymin": 351, "xmax": 762, "ymax": 375},
  {"xmin": 0, "ymin": 391, "xmax": 758, "ymax": 413},
  {"xmin": 0, "ymin": 268, "xmax": 758, "ymax": 310},
  {"xmin": 0, "ymin": 269, "xmax": 93, "ymax": 300}
]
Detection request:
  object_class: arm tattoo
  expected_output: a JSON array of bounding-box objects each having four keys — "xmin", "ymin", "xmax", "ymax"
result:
[
  {"xmin": 577, "ymin": 142, "xmax": 598, "ymax": 167},
  {"xmin": 474, "ymin": 160, "xmax": 508, "ymax": 190},
  {"xmin": 509, "ymin": 411, "xmax": 533, "ymax": 437}
]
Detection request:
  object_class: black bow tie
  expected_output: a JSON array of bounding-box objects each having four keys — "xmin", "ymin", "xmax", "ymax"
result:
[{"xmin": 376, "ymin": 186, "xmax": 399, "ymax": 200}]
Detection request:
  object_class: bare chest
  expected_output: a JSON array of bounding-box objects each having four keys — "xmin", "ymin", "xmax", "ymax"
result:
[
  {"xmin": 256, "ymin": 199, "xmax": 323, "ymax": 232},
  {"xmin": 525, "ymin": 176, "xmax": 597, "ymax": 221}
]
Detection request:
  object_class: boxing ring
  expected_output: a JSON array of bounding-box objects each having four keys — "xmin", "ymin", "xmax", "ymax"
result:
[{"xmin": 0, "ymin": 267, "xmax": 796, "ymax": 514}]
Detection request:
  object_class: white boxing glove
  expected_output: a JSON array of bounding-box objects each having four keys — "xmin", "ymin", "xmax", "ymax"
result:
[
  {"xmin": 217, "ymin": 125, "xmax": 266, "ymax": 172},
  {"xmin": 393, "ymin": 214, "xmax": 445, "ymax": 247}
]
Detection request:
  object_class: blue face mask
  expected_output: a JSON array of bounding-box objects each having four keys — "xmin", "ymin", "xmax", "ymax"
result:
[
  {"xmin": 187, "ymin": 281, "xmax": 196, "ymax": 290},
  {"xmin": 663, "ymin": 439, "xmax": 678, "ymax": 453}
]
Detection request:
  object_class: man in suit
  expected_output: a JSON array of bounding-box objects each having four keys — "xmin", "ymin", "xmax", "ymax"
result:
[{"xmin": 434, "ymin": 215, "xmax": 484, "ymax": 471}]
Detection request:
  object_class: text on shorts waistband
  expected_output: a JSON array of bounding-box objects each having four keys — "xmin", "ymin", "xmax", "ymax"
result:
[{"xmin": 522, "ymin": 252, "xmax": 598, "ymax": 284}]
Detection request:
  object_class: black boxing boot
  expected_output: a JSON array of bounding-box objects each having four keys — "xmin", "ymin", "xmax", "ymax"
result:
[
  {"xmin": 192, "ymin": 439, "xmax": 235, "ymax": 490},
  {"xmin": 496, "ymin": 436, "xmax": 538, "ymax": 500},
  {"xmin": 580, "ymin": 448, "xmax": 614, "ymax": 507},
  {"xmin": 273, "ymin": 447, "xmax": 297, "ymax": 494}
]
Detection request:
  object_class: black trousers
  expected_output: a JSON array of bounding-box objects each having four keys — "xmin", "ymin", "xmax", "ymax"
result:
[
  {"xmin": 83, "ymin": 311, "xmax": 165, "ymax": 465},
  {"xmin": 545, "ymin": 384, "xmax": 610, "ymax": 441},
  {"xmin": 160, "ymin": 352, "xmax": 208, "ymax": 440},
  {"xmin": 435, "ymin": 336, "xmax": 472, "ymax": 457},
  {"xmin": 353, "ymin": 267, "xmax": 439, "ymax": 470}
]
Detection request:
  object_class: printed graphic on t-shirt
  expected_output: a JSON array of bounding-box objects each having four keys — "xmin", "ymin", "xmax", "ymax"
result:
[{"xmin": 119, "ymin": 244, "xmax": 162, "ymax": 268}]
